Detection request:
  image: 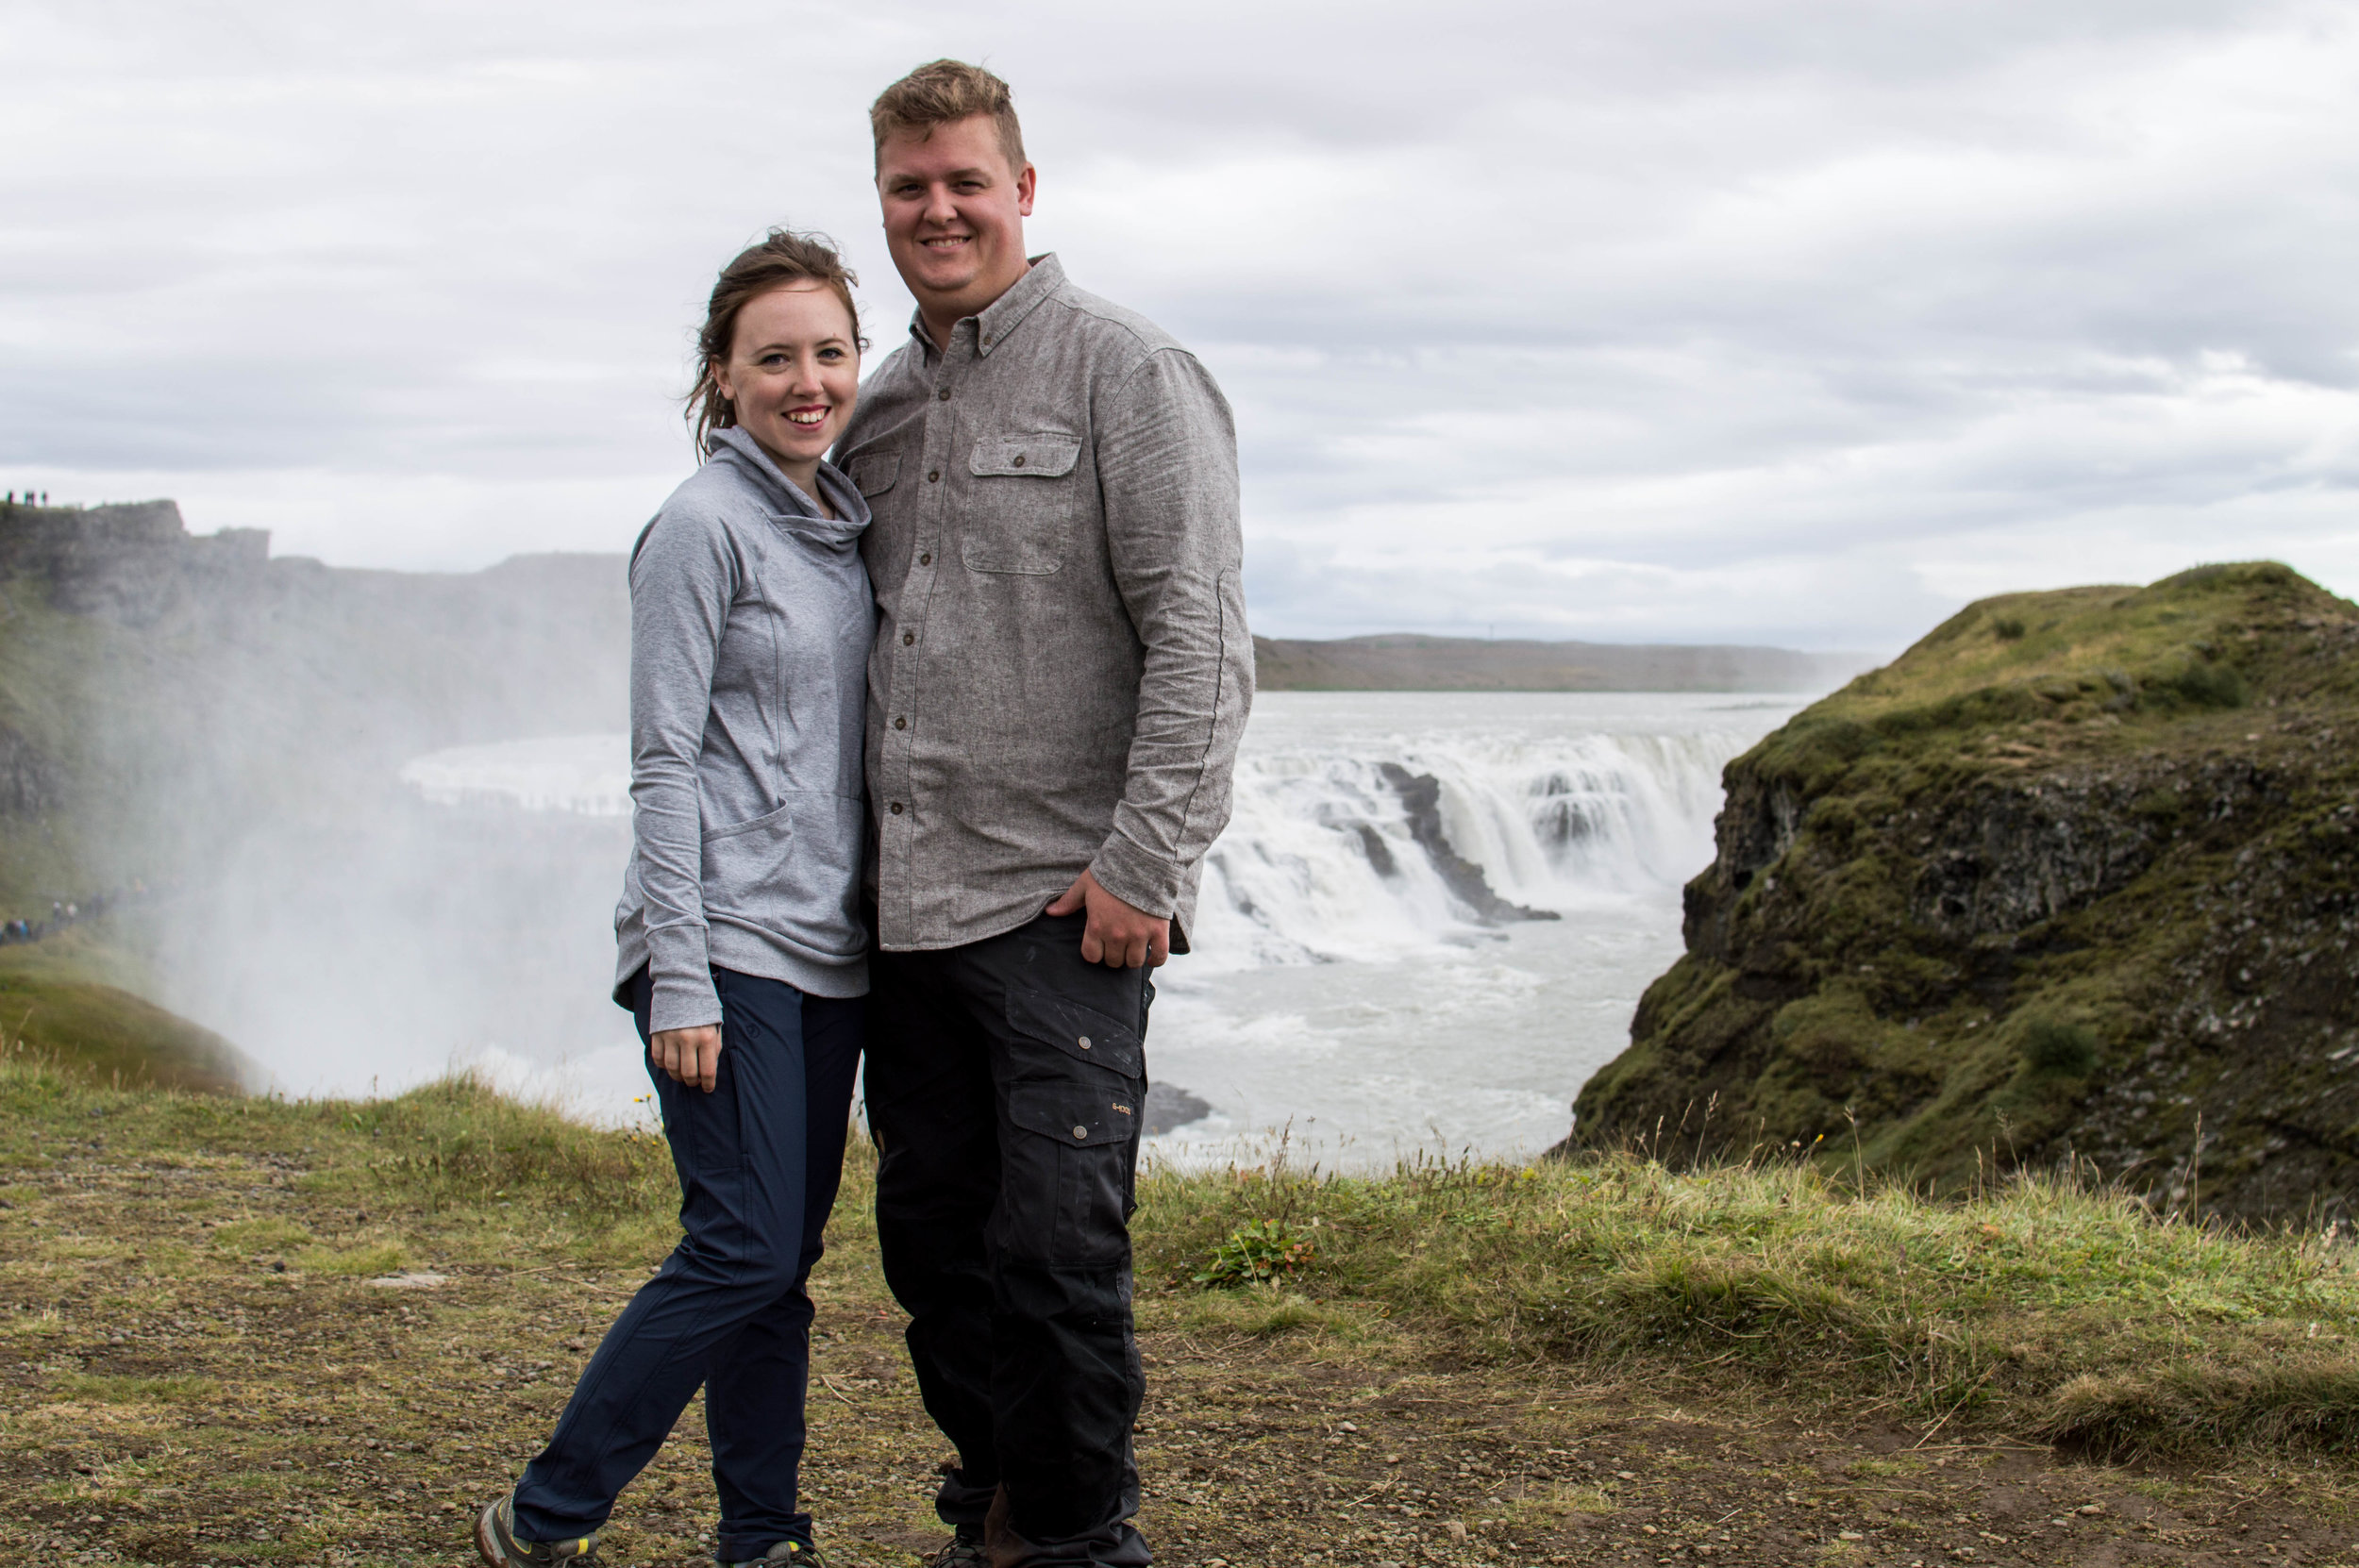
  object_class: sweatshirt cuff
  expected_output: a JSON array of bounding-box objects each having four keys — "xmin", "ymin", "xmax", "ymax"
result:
[
  {"xmin": 646, "ymin": 922, "xmax": 721, "ymax": 1034},
  {"xmin": 1089, "ymin": 831, "xmax": 1181, "ymax": 921}
]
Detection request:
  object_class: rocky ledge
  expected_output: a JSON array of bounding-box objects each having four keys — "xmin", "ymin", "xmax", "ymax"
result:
[{"xmin": 1560, "ymin": 562, "xmax": 2359, "ymax": 1223}]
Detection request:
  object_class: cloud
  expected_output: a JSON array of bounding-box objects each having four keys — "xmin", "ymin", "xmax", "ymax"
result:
[{"xmin": 2, "ymin": 0, "xmax": 2354, "ymax": 649}]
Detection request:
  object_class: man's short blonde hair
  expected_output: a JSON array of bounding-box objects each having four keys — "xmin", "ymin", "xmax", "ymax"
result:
[{"xmin": 870, "ymin": 59, "xmax": 1028, "ymax": 176}]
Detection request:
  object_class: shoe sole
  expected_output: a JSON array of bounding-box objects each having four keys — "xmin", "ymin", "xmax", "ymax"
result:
[{"xmin": 474, "ymin": 1500, "xmax": 513, "ymax": 1568}]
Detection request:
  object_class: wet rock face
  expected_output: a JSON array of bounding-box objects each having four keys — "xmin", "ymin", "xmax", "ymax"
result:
[
  {"xmin": 0, "ymin": 725, "xmax": 59, "ymax": 817},
  {"xmin": 1377, "ymin": 762, "xmax": 1559, "ymax": 926},
  {"xmin": 1565, "ymin": 563, "xmax": 2359, "ymax": 1223}
]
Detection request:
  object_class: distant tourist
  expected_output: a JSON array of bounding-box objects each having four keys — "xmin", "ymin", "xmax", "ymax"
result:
[
  {"xmin": 474, "ymin": 231, "xmax": 874, "ymax": 1568},
  {"xmin": 836, "ymin": 60, "xmax": 1252, "ymax": 1568}
]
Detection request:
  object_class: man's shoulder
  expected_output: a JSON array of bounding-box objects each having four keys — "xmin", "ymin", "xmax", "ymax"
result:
[{"xmin": 1038, "ymin": 276, "xmax": 1191, "ymax": 364}]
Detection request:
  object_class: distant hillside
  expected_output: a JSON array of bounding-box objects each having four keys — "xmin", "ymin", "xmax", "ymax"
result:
[
  {"xmin": 1562, "ymin": 561, "xmax": 2359, "ymax": 1223},
  {"xmin": 1254, "ymin": 633, "xmax": 1871, "ymax": 692},
  {"xmin": 0, "ymin": 497, "xmax": 627, "ymax": 913}
]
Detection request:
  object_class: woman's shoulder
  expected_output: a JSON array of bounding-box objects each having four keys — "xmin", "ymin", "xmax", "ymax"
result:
[{"xmin": 630, "ymin": 462, "xmax": 760, "ymax": 573}]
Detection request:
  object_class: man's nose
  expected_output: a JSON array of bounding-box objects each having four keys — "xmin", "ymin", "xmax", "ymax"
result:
[{"xmin": 922, "ymin": 182, "xmax": 960, "ymax": 226}]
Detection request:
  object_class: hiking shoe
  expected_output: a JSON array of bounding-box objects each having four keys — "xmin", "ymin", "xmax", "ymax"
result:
[
  {"xmin": 727, "ymin": 1542, "xmax": 829, "ymax": 1568},
  {"xmin": 473, "ymin": 1494, "xmax": 599, "ymax": 1566},
  {"xmin": 922, "ymin": 1525, "xmax": 985, "ymax": 1567}
]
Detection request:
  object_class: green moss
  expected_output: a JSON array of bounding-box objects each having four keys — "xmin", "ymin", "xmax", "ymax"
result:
[{"xmin": 1568, "ymin": 561, "xmax": 2359, "ymax": 1219}]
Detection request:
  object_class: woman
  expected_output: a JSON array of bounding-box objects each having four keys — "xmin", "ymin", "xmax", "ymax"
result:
[{"xmin": 476, "ymin": 230, "xmax": 874, "ymax": 1568}]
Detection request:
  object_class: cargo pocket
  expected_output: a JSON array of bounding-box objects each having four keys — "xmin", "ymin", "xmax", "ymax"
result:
[
  {"xmin": 1006, "ymin": 986, "xmax": 1144, "ymax": 1076},
  {"xmin": 1003, "ymin": 1084, "xmax": 1141, "ymax": 1265},
  {"xmin": 962, "ymin": 432, "xmax": 1083, "ymax": 575}
]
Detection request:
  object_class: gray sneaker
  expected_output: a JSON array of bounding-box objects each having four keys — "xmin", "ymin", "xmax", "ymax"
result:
[
  {"xmin": 922, "ymin": 1526, "xmax": 985, "ymax": 1567},
  {"xmin": 473, "ymin": 1494, "xmax": 600, "ymax": 1567},
  {"xmin": 727, "ymin": 1543, "xmax": 829, "ymax": 1568}
]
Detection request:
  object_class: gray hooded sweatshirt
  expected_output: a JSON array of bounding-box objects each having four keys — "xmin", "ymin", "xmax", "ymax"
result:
[{"xmin": 612, "ymin": 426, "xmax": 874, "ymax": 1032}]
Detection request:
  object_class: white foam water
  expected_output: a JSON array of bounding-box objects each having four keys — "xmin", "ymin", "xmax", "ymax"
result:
[{"xmin": 392, "ymin": 692, "xmax": 1803, "ymax": 1157}]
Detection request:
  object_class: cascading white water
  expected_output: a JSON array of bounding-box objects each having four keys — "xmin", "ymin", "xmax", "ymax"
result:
[
  {"xmin": 371, "ymin": 690, "xmax": 1806, "ymax": 1156},
  {"xmin": 1192, "ymin": 726, "xmax": 1753, "ymax": 970}
]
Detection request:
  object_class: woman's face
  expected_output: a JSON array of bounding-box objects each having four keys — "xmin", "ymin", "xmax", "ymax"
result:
[{"xmin": 712, "ymin": 282, "xmax": 859, "ymax": 476}]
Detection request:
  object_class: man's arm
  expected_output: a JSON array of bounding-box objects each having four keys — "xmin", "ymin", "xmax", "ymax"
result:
[{"xmin": 1079, "ymin": 347, "xmax": 1254, "ymax": 959}]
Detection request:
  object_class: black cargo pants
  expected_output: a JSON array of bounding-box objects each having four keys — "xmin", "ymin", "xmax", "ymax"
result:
[{"xmin": 866, "ymin": 909, "xmax": 1152, "ymax": 1566}]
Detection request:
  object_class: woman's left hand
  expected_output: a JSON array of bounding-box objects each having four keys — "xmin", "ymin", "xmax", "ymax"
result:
[{"xmin": 650, "ymin": 1026, "xmax": 724, "ymax": 1093}]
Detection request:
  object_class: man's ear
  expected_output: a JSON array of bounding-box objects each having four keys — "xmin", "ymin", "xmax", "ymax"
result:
[{"xmin": 1015, "ymin": 161, "xmax": 1037, "ymax": 219}]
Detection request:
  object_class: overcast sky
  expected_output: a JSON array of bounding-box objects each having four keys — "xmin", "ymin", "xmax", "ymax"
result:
[{"xmin": 5, "ymin": 0, "xmax": 2356, "ymax": 649}]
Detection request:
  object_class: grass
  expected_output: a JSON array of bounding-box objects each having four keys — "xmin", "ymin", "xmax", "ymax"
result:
[
  {"xmin": 9, "ymin": 1037, "xmax": 2356, "ymax": 1463},
  {"xmin": 7, "ymin": 1047, "xmax": 2358, "ymax": 1565}
]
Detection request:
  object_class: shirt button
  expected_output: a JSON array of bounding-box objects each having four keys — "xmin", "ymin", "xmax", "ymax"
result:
[
  {"xmin": 1078, "ymin": 1035, "xmax": 1092, "ymax": 1050},
  {"xmin": 1071, "ymin": 1126, "xmax": 1088, "ymax": 1141},
  {"xmin": 919, "ymin": 552, "xmax": 931, "ymax": 565},
  {"xmin": 902, "ymin": 632, "xmax": 914, "ymax": 645},
  {"xmin": 890, "ymin": 802, "xmax": 905, "ymax": 815},
  {"xmin": 1012, "ymin": 455, "xmax": 1026, "ymax": 468},
  {"xmin": 894, "ymin": 716, "xmax": 907, "ymax": 730},
  {"xmin": 928, "ymin": 470, "xmax": 941, "ymax": 483},
  {"xmin": 937, "ymin": 387, "xmax": 951, "ymax": 401}
]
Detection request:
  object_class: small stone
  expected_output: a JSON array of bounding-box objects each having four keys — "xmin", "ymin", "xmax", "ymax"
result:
[
  {"xmin": 2077, "ymin": 1504, "xmax": 2104, "ymax": 1516},
  {"xmin": 1445, "ymin": 1522, "xmax": 1468, "ymax": 1543},
  {"xmin": 1340, "ymin": 1421, "xmax": 1358, "ymax": 1431},
  {"xmin": 1840, "ymin": 1531, "xmax": 1865, "ymax": 1541},
  {"xmin": 1616, "ymin": 1470, "xmax": 1638, "ymax": 1481}
]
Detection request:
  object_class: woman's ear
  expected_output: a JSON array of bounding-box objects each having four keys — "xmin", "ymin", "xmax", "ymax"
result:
[{"xmin": 708, "ymin": 360, "xmax": 734, "ymax": 406}]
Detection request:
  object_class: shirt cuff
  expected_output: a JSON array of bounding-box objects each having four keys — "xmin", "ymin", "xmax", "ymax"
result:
[
  {"xmin": 646, "ymin": 922, "xmax": 722, "ymax": 1034},
  {"xmin": 1089, "ymin": 831, "xmax": 1181, "ymax": 921}
]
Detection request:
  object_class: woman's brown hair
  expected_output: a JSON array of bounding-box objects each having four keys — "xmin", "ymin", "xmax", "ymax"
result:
[{"xmin": 686, "ymin": 229, "xmax": 862, "ymax": 459}]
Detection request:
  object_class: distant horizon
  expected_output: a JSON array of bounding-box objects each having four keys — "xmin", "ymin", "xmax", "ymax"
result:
[{"xmin": 6, "ymin": 1, "xmax": 2355, "ymax": 653}]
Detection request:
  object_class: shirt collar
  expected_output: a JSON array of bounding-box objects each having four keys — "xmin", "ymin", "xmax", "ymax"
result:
[{"xmin": 906, "ymin": 253, "xmax": 1064, "ymax": 361}]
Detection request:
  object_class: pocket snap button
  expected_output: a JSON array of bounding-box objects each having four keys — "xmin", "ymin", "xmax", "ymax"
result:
[
  {"xmin": 1012, "ymin": 454, "xmax": 1027, "ymax": 467},
  {"xmin": 1078, "ymin": 1035, "xmax": 1091, "ymax": 1049},
  {"xmin": 1072, "ymin": 1126, "xmax": 1088, "ymax": 1140}
]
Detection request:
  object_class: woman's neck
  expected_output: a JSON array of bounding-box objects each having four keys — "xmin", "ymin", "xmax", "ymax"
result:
[{"xmin": 753, "ymin": 439, "xmax": 833, "ymax": 519}]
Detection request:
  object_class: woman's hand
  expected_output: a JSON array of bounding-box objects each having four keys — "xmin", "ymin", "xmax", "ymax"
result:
[{"xmin": 650, "ymin": 1026, "xmax": 724, "ymax": 1093}]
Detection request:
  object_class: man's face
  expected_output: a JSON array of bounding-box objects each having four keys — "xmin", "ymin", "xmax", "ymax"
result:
[{"xmin": 877, "ymin": 115, "xmax": 1035, "ymax": 325}]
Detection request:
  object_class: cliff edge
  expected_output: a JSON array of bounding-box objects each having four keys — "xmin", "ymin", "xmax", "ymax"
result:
[{"xmin": 1562, "ymin": 561, "xmax": 2359, "ymax": 1222}]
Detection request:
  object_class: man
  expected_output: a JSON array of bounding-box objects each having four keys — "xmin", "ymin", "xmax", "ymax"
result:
[{"xmin": 834, "ymin": 58, "xmax": 1251, "ymax": 1568}]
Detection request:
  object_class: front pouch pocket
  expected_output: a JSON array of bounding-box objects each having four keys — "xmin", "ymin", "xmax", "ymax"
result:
[
  {"xmin": 697, "ymin": 800, "xmax": 795, "ymax": 923},
  {"xmin": 962, "ymin": 432, "xmax": 1084, "ymax": 575},
  {"xmin": 1006, "ymin": 987, "xmax": 1144, "ymax": 1076}
]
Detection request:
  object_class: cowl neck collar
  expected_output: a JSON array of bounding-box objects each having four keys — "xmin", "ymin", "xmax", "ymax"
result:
[{"xmin": 707, "ymin": 427, "xmax": 870, "ymax": 545}]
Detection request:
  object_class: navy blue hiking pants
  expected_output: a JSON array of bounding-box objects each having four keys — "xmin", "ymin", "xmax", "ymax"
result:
[{"xmin": 512, "ymin": 966, "xmax": 862, "ymax": 1560}]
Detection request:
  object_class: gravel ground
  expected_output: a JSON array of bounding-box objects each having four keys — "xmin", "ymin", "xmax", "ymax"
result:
[{"xmin": 4, "ymin": 1130, "xmax": 2356, "ymax": 1566}]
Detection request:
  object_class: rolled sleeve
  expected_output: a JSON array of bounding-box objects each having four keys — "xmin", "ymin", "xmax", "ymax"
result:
[{"xmin": 1092, "ymin": 349, "xmax": 1254, "ymax": 923}]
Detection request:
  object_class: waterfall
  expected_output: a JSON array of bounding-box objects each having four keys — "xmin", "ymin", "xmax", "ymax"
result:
[{"xmin": 1190, "ymin": 726, "xmax": 1754, "ymax": 969}]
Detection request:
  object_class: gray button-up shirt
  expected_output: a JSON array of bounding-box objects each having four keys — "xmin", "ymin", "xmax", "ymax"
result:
[{"xmin": 837, "ymin": 255, "xmax": 1253, "ymax": 953}]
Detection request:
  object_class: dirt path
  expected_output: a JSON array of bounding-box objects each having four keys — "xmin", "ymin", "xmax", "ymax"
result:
[{"xmin": 3, "ymin": 1129, "xmax": 2354, "ymax": 1566}]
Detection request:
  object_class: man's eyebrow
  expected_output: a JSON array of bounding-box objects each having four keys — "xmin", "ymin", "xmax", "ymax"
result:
[{"xmin": 887, "ymin": 165, "xmax": 995, "ymax": 184}]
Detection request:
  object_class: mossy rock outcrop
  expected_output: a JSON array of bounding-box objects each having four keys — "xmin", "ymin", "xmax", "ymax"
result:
[{"xmin": 1564, "ymin": 562, "xmax": 2359, "ymax": 1222}]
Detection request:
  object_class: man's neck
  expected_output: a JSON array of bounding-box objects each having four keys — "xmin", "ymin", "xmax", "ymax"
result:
[{"xmin": 918, "ymin": 259, "xmax": 1032, "ymax": 351}]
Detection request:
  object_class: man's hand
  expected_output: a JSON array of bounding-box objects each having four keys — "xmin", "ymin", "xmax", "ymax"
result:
[
  {"xmin": 650, "ymin": 1026, "xmax": 724, "ymax": 1093},
  {"xmin": 1046, "ymin": 869, "xmax": 1170, "ymax": 969}
]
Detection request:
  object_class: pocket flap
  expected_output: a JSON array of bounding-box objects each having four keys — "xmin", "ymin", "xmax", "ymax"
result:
[
  {"xmin": 1008, "ymin": 1084, "xmax": 1139, "ymax": 1148},
  {"xmin": 1007, "ymin": 987, "xmax": 1143, "ymax": 1075},
  {"xmin": 969, "ymin": 433, "xmax": 1081, "ymax": 478},
  {"xmin": 846, "ymin": 453, "xmax": 900, "ymax": 496}
]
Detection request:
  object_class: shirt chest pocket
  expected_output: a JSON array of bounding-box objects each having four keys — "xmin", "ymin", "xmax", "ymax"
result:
[{"xmin": 962, "ymin": 432, "xmax": 1085, "ymax": 575}]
